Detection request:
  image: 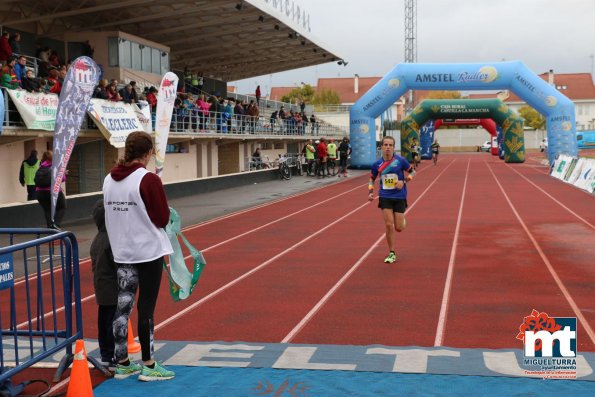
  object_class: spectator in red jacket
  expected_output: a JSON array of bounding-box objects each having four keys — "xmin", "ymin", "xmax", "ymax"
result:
[
  {"xmin": 316, "ymin": 137, "xmax": 328, "ymax": 178},
  {"xmin": 0, "ymin": 31, "xmax": 12, "ymax": 64}
]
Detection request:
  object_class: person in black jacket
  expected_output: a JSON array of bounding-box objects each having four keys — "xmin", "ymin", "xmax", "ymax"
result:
[{"xmin": 90, "ymin": 199, "xmax": 119, "ymax": 368}]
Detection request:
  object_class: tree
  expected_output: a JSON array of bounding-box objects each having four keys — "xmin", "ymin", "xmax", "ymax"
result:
[
  {"xmin": 518, "ymin": 105, "xmax": 545, "ymax": 130},
  {"xmin": 280, "ymin": 84, "xmax": 315, "ymax": 105},
  {"xmin": 311, "ymin": 89, "xmax": 341, "ymax": 106},
  {"xmin": 424, "ymin": 90, "xmax": 463, "ymax": 99}
]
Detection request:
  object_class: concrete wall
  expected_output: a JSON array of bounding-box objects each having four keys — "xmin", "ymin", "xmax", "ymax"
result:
[{"xmin": 0, "ymin": 168, "xmax": 280, "ymax": 229}]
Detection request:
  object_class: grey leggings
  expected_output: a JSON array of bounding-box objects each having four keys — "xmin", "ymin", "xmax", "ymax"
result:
[{"xmin": 113, "ymin": 258, "xmax": 163, "ymax": 362}]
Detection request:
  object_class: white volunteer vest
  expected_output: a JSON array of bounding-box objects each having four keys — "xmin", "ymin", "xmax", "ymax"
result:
[{"xmin": 103, "ymin": 167, "xmax": 173, "ymax": 264}]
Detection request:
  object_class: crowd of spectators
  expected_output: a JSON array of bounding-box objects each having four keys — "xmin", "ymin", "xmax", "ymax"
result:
[{"xmin": 0, "ymin": 31, "xmax": 69, "ymax": 94}]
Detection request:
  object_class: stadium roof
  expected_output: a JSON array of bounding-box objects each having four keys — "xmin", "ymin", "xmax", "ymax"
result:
[{"xmin": 0, "ymin": 0, "xmax": 343, "ymax": 81}]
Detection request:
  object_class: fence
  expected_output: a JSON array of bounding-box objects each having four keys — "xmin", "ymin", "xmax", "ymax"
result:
[{"xmin": 0, "ymin": 228, "xmax": 89, "ymax": 384}]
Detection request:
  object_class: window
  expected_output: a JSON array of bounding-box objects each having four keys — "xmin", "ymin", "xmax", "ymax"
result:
[
  {"xmin": 142, "ymin": 46, "xmax": 151, "ymax": 72},
  {"xmin": 152, "ymin": 49, "xmax": 160, "ymax": 74},
  {"xmin": 161, "ymin": 52, "xmax": 169, "ymax": 75},
  {"xmin": 130, "ymin": 42, "xmax": 141, "ymax": 70},
  {"xmin": 119, "ymin": 39, "xmax": 131, "ymax": 68},
  {"xmin": 108, "ymin": 37, "xmax": 119, "ymax": 67}
]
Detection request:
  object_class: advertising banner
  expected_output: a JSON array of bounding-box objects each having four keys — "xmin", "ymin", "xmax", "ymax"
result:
[
  {"xmin": 154, "ymin": 72, "xmax": 179, "ymax": 177},
  {"xmin": 51, "ymin": 57, "xmax": 100, "ymax": 222},
  {"xmin": 6, "ymin": 89, "xmax": 58, "ymax": 131},
  {"xmin": 133, "ymin": 102, "xmax": 152, "ymax": 133},
  {"xmin": 87, "ymin": 99, "xmax": 142, "ymax": 148}
]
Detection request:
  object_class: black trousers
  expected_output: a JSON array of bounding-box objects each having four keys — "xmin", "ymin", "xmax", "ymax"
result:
[
  {"xmin": 36, "ymin": 190, "xmax": 66, "ymax": 228},
  {"xmin": 26, "ymin": 185, "xmax": 37, "ymax": 201},
  {"xmin": 98, "ymin": 305, "xmax": 117, "ymax": 361}
]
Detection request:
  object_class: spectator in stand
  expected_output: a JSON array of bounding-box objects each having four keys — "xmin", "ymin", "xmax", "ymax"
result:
[
  {"xmin": 300, "ymin": 101, "xmax": 305, "ymax": 113},
  {"xmin": 224, "ymin": 98, "xmax": 234, "ymax": 133},
  {"xmin": 57, "ymin": 68, "xmax": 67, "ymax": 86},
  {"xmin": 107, "ymin": 80, "xmax": 121, "ymax": 102},
  {"xmin": 129, "ymin": 81, "xmax": 139, "ymax": 103},
  {"xmin": 147, "ymin": 87, "xmax": 158, "ymax": 130},
  {"xmin": 0, "ymin": 31, "xmax": 12, "ymax": 65},
  {"xmin": 15, "ymin": 55, "xmax": 27, "ymax": 87},
  {"xmin": 196, "ymin": 94, "xmax": 211, "ymax": 131},
  {"xmin": 247, "ymin": 100, "xmax": 259, "ymax": 134},
  {"xmin": 0, "ymin": 64, "xmax": 19, "ymax": 89},
  {"xmin": 293, "ymin": 111, "xmax": 303, "ymax": 135},
  {"xmin": 255, "ymin": 85, "xmax": 261, "ymax": 106},
  {"xmin": 120, "ymin": 84, "xmax": 137, "ymax": 104},
  {"xmin": 82, "ymin": 40, "xmax": 94, "ymax": 58},
  {"xmin": 22, "ymin": 69, "xmax": 41, "ymax": 92},
  {"xmin": 310, "ymin": 114, "xmax": 319, "ymax": 135},
  {"xmin": 234, "ymin": 99, "xmax": 245, "ymax": 133},
  {"xmin": 278, "ymin": 106, "xmax": 286, "ymax": 133},
  {"xmin": 301, "ymin": 112, "xmax": 308, "ymax": 135},
  {"xmin": 9, "ymin": 32, "xmax": 21, "ymax": 55},
  {"xmin": 47, "ymin": 69, "xmax": 61, "ymax": 94},
  {"xmin": 93, "ymin": 79, "xmax": 109, "ymax": 99},
  {"xmin": 269, "ymin": 110, "xmax": 278, "ymax": 133},
  {"xmin": 38, "ymin": 47, "xmax": 51, "ymax": 63},
  {"xmin": 196, "ymin": 72, "xmax": 204, "ymax": 93},
  {"xmin": 48, "ymin": 50, "xmax": 60, "ymax": 68}
]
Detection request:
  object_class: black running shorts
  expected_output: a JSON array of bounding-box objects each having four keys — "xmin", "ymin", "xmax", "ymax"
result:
[{"xmin": 378, "ymin": 197, "xmax": 407, "ymax": 213}]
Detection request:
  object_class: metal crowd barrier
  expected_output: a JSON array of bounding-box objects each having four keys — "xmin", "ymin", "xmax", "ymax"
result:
[{"xmin": 0, "ymin": 228, "xmax": 102, "ymax": 384}]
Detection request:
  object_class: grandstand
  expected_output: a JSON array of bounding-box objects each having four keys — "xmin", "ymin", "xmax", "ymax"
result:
[{"xmin": 0, "ymin": 0, "xmax": 346, "ymax": 207}]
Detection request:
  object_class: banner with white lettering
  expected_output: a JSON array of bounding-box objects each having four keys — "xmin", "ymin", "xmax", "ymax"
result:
[
  {"xmin": 6, "ymin": 89, "xmax": 58, "ymax": 131},
  {"xmin": 154, "ymin": 72, "xmax": 178, "ymax": 177},
  {"xmin": 133, "ymin": 102, "xmax": 152, "ymax": 133},
  {"xmin": 0, "ymin": 253, "xmax": 14, "ymax": 291},
  {"xmin": 87, "ymin": 99, "xmax": 142, "ymax": 148},
  {"xmin": 51, "ymin": 57, "xmax": 100, "ymax": 223}
]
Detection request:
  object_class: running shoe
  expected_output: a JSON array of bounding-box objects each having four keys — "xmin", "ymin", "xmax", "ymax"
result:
[
  {"xmin": 138, "ymin": 361, "xmax": 175, "ymax": 381},
  {"xmin": 384, "ymin": 252, "xmax": 396, "ymax": 263},
  {"xmin": 114, "ymin": 360, "xmax": 142, "ymax": 379},
  {"xmin": 100, "ymin": 358, "xmax": 117, "ymax": 371}
]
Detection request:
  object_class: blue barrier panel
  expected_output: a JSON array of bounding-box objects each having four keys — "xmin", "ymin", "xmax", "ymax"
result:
[{"xmin": 0, "ymin": 228, "xmax": 90, "ymax": 384}]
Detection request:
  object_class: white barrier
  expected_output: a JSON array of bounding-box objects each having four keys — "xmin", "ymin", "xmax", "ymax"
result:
[{"xmin": 550, "ymin": 155, "xmax": 595, "ymax": 194}]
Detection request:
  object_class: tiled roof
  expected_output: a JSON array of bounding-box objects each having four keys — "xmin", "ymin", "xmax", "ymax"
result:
[{"xmin": 468, "ymin": 72, "xmax": 595, "ymax": 102}]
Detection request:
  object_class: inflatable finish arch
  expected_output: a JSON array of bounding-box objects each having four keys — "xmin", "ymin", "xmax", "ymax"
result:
[
  {"xmin": 402, "ymin": 99, "xmax": 524, "ymax": 162},
  {"xmin": 433, "ymin": 118, "xmax": 499, "ymax": 156},
  {"xmin": 349, "ymin": 61, "xmax": 577, "ymax": 167}
]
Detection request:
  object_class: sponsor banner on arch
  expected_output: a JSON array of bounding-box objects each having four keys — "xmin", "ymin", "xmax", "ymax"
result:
[
  {"xmin": 87, "ymin": 99, "xmax": 143, "ymax": 148},
  {"xmin": 5, "ymin": 89, "xmax": 58, "ymax": 131}
]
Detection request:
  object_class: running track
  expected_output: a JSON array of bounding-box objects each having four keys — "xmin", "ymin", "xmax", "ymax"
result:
[{"xmin": 12, "ymin": 153, "xmax": 595, "ymax": 355}]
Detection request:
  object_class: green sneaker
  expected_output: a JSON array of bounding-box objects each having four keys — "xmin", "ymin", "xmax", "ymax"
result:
[
  {"xmin": 384, "ymin": 252, "xmax": 396, "ymax": 263},
  {"xmin": 138, "ymin": 362, "xmax": 175, "ymax": 382},
  {"xmin": 114, "ymin": 360, "xmax": 142, "ymax": 379}
]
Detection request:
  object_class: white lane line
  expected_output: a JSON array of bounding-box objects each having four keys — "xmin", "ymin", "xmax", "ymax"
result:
[
  {"xmin": 12, "ymin": 179, "xmax": 355, "ymax": 285},
  {"xmin": 16, "ymin": 183, "xmax": 366, "ymax": 329},
  {"xmin": 434, "ymin": 159, "xmax": 470, "ymax": 347},
  {"xmin": 154, "ymin": 200, "xmax": 373, "ymax": 331},
  {"xmin": 282, "ymin": 159, "xmax": 458, "ymax": 343},
  {"xmin": 507, "ymin": 164, "xmax": 595, "ymax": 230},
  {"xmin": 486, "ymin": 162, "xmax": 595, "ymax": 346}
]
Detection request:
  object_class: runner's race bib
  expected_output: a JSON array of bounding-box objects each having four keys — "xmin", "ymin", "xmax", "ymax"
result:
[{"xmin": 381, "ymin": 173, "xmax": 399, "ymax": 190}]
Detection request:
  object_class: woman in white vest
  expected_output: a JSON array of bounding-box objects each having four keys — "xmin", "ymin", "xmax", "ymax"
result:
[{"xmin": 103, "ymin": 131, "xmax": 175, "ymax": 381}]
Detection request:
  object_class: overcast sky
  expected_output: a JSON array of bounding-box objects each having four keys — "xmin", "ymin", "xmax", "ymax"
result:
[{"xmin": 231, "ymin": 0, "xmax": 595, "ymax": 96}]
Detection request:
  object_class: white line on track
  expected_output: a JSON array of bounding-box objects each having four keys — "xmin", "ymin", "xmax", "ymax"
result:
[
  {"xmin": 14, "ymin": 182, "xmax": 366, "ymax": 329},
  {"xmin": 154, "ymin": 161, "xmax": 457, "ymax": 331},
  {"xmin": 434, "ymin": 159, "xmax": 470, "ymax": 347},
  {"xmin": 486, "ymin": 162, "xmax": 595, "ymax": 346},
  {"xmin": 154, "ymin": 200, "xmax": 373, "ymax": 331},
  {"xmin": 281, "ymin": 159, "xmax": 458, "ymax": 343},
  {"xmin": 12, "ymin": 178, "xmax": 353, "ymax": 286},
  {"xmin": 508, "ymin": 164, "xmax": 595, "ymax": 216}
]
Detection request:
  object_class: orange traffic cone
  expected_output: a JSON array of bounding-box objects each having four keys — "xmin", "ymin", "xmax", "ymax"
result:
[
  {"xmin": 128, "ymin": 320, "xmax": 141, "ymax": 353},
  {"xmin": 66, "ymin": 339, "xmax": 93, "ymax": 397}
]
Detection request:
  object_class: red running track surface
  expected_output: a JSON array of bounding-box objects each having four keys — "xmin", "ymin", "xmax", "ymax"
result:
[{"xmin": 39, "ymin": 153, "xmax": 595, "ymax": 353}]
